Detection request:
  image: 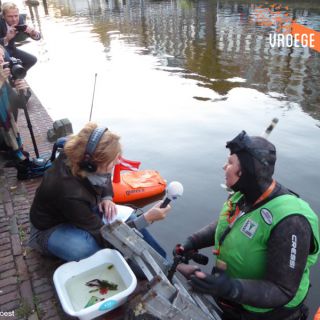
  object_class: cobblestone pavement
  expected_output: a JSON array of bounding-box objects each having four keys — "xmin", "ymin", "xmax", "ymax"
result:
[{"xmin": 0, "ymin": 92, "xmax": 74, "ymax": 320}]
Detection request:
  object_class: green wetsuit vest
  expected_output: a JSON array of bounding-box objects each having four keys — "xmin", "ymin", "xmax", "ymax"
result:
[{"xmin": 214, "ymin": 192, "xmax": 320, "ymax": 313}]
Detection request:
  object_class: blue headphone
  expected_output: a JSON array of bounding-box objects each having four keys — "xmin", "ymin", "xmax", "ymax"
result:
[{"xmin": 78, "ymin": 127, "xmax": 108, "ymax": 172}]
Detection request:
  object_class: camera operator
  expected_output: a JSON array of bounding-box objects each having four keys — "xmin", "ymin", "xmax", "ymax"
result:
[
  {"xmin": 0, "ymin": 2, "xmax": 41, "ymax": 71},
  {"xmin": 0, "ymin": 44, "xmax": 30, "ymax": 161}
]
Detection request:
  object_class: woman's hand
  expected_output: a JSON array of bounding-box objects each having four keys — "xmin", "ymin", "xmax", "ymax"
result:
[
  {"xmin": 99, "ymin": 199, "xmax": 117, "ymax": 223},
  {"xmin": 144, "ymin": 202, "xmax": 171, "ymax": 224}
]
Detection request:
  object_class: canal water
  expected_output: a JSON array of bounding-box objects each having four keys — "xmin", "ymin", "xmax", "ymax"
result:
[{"xmin": 21, "ymin": 0, "xmax": 319, "ymax": 317}]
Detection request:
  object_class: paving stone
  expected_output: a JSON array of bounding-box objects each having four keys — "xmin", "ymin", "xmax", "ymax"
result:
[
  {"xmin": 30, "ymin": 269, "xmax": 46, "ymax": 281},
  {"xmin": 0, "ymin": 237, "xmax": 10, "ymax": 246},
  {"xmin": 16, "ymin": 255, "xmax": 29, "ymax": 281},
  {"xmin": 0, "ymin": 231, "xmax": 10, "ymax": 239},
  {"xmin": 25, "ymin": 249, "xmax": 41, "ymax": 261},
  {"xmin": 0, "ymin": 209, "xmax": 6, "ymax": 218},
  {"xmin": 0, "ymin": 242, "xmax": 11, "ymax": 251},
  {"xmin": 46, "ymin": 316, "xmax": 62, "ymax": 320},
  {"xmin": 32, "ymin": 278, "xmax": 50, "ymax": 288},
  {"xmin": 4, "ymin": 201, "xmax": 14, "ymax": 216},
  {"xmin": 0, "ymin": 284, "xmax": 18, "ymax": 295},
  {"xmin": 37, "ymin": 299, "xmax": 59, "ymax": 319},
  {"xmin": 0, "ymin": 299, "xmax": 20, "ymax": 312},
  {"xmin": 12, "ymin": 234, "xmax": 22, "ymax": 256},
  {"xmin": 1, "ymin": 249, "xmax": 12, "ymax": 257},
  {"xmin": 35, "ymin": 290, "xmax": 55, "ymax": 303},
  {"xmin": 0, "ymin": 289, "xmax": 20, "ymax": 304},
  {"xmin": 0, "ymin": 216, "xmax": 10, "ymax": 223},
  {"xmin": 1, "ymin": 188, "xmax": 11, "ymax": 203},
  {"xmin": 0, "ymin": 225, "xmax": 10, "ymax": 233},
  {"xmin": 26, "ymin": 257, "xmax": 40, "ymax": 267},
  {"xmin": 28, "ymin": 262, "xmax": 42, "ymax": 273},
  {"xmin": 28, "ymin": 313, "xmax": 39, "ymax": 320},
  {"xmin": 0, "ymin": 262, "xmax": 15, "ymax": 273},
  {"xmin": 1, "ymin": 254, "xmax": 14, "ymax": 265},
  {"xmin": 0, "ymin": 268, "xmax": 16, "ymax": 279},
  {"xmin": 34, "ymin": 283, "xmax": 53, "ymax": 295},
  {"xmin": 20, "ymin": 280, "xmax": 34, "ymax": 307},
  {"xmin": 9, "ymin": 215, "xmax": 19, "ymax": 234},
  {"xmin": 0, "ymin": 276, "xmax": 18, "ymax": 288}
]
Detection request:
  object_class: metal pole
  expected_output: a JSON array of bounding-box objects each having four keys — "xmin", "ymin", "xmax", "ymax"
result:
[{"xmin": 42, "ymin": 0, "xmax": 49, "ymax": 15}]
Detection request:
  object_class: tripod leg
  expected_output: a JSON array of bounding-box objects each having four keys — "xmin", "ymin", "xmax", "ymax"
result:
[{"xmin": 19, "ymin": 91, "xmax": 40, "ymax": 158}]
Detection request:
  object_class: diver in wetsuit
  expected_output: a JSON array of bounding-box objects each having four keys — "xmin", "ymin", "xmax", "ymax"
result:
[{"xmin": 176, "ymin": 131, "xmax": 319, "ymax": 320}]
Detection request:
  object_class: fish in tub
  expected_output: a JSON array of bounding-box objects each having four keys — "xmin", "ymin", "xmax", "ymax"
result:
[{"xmin": 53, "ymin": 249, "xmax": 137, "ymax": 320}]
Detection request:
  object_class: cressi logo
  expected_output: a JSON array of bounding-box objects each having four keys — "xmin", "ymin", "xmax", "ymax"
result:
[
  {"xmin": 289, "ymin": 234, "xmax": 297, "ymax": 269},
  {"xmin": 252, "ymin": 3, "xmax": 320, "ymax": 52},
  {"xmin": 126, "ymin": 188, "xmax": 145, "ymax": 196}
]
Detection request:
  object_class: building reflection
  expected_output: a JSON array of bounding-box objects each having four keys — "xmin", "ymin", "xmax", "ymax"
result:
[{"xmin": 48, "ymin": 0, "xmax": 320, "ymax": 119}]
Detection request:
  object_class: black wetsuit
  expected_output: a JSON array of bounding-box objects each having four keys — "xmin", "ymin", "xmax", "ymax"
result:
[{"xmin": 188, "ymin": 183, "xmax": 312, "ymax": 320}]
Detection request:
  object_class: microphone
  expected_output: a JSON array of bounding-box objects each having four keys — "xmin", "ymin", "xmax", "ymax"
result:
[{"xmin": 160, "ymin": 181, "xmax": 184, "ymax": 208}]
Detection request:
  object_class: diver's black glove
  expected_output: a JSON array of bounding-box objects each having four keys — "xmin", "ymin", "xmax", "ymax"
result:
[
  {"xmin": 190, "ymin": 268, "xmax": 242, "ymax": 300},
  {"xmin": 174, "ymin": 237, "xmax": 195, "ymax": 256}
]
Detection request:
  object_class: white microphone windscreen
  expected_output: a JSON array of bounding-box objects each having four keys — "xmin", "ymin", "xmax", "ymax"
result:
[{"xmin": 167, "ymin": 181, "xmax": 184, "ymax": 200}]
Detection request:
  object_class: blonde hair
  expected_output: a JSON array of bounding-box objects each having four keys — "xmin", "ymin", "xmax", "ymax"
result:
[
  {"xmin": 64, "ymin": 122, "xmax": 122, "ymax": 178},
  {"xmin": 1, "ymin": 2, "xmax": 19, "ymax": 15}
]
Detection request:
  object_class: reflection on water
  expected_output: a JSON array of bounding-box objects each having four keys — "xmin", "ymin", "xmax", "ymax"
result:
[
  {"xmin": 22, "ymin": 0, "xmax": 320, "ymax": 316},
  {"xmin": 42, "ymin": 0, "xmax": 320, "ymax": 119}
]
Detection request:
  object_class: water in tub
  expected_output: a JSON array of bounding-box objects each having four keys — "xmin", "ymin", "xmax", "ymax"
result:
[{"xmin": 65, "ymin": 264, "xmax": 126, "ymax": 311}]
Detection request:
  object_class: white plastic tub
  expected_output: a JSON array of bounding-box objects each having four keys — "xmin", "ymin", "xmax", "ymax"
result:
[{"xmin": 53, "ymin": 249, "xmax": 137, "ymax": 320}]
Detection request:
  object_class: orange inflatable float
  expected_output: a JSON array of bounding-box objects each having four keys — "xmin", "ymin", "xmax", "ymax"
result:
[{"xmin": 112, "ymin": 157, "xmax": 166, "ymax": 203}]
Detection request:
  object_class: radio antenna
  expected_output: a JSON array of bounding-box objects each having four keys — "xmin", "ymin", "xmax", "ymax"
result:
[{"xmin": 89, "ymin": 73, "xmax": 97, "ymax": 122}]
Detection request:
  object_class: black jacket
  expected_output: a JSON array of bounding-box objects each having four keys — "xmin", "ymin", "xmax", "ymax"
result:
[
  {"xmin": 30, "ymin": 153, "xmax": 113, "ymax": 245},
  {"xmin": 0, "ymin": 14, "xmax": 38, "ymax": 50}
]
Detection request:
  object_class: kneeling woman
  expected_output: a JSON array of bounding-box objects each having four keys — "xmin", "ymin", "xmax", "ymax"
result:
[{"xmin": 28, "ymin": 122, "xmax": 170, "ymax": 261}]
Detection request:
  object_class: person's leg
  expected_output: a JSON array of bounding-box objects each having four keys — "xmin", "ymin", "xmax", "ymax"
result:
[
  {"xmin": 138, "ymin": 228, "xmax": 167, "ymax": 259},
  {"xmin": 126, "ymin": 214, "xmax": 167, "ymax": 259},
  {"xmin": 47, "ymin": 224, "xmax": 102, "ymax": 261},
  {"xmin": 12, "ymin": 48, "xmax": 37, "ymax": 71}
]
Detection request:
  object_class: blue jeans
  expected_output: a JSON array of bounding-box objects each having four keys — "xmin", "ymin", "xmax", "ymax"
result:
[
  {"xmin": 47, "ymin": 215, "xmax": 167, "ymax": 262},
  {"xmin": 126, "ymin": 214, "xmax": 167, "ymax": 259},
  {"xmin": 47, "ymin": 224, "xmax": 102, "ymax": 261}
]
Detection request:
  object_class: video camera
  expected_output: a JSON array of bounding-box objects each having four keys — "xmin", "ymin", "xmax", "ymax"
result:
[{"xmin": 4, "ymin": 57, "xmax": 27, "ymax": 81}]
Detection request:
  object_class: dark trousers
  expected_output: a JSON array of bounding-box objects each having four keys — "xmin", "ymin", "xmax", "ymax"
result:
[{"xmin": 10, "ymin": 47, "xmax": 37, "ymax": 71}]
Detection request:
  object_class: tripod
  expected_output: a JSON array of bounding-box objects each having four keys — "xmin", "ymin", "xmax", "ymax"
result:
[
  {"xmin": 19, "ymin": 89, "xmax": 40, "ymax": 158},
  {"xmin": 15, "ymin": 89, "xmax": 52, "ymax": 180}
]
